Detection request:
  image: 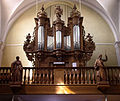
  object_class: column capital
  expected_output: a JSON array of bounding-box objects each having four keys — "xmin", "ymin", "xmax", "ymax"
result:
[
  {"xmin": 115, "ymin": 41, "xmax": 120, "ymax": 47},
  {"xmin": 0, "ymin": 40, "xmax": 5, "ymax": 50}
]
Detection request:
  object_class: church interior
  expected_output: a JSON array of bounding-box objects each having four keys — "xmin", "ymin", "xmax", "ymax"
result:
[{"xmin": 0, "ymin": 0, "xmax": 120, "ymax": 101}]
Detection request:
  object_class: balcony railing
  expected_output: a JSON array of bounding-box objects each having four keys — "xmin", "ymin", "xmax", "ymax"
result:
[{"xmin": 0, "ymin": 67, "xmax": 120, "ymax": 85}]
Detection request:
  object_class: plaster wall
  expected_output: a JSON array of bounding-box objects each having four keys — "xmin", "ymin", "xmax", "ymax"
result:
[
  {"xmin": 97, "ymin": 0, "xmax": 119, "ymax": 40},
  {"xmin": 1, "ymin": 0, "xmax": 23, "ymax": 40}
]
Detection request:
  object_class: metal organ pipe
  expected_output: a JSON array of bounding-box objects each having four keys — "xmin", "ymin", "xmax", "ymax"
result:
[
  {"xmin": 38, "ymin": 26, "xmax": 44, "ymax": 50},
  {"xmin": 73, "ymin": 25, "xmax": 80, "ymax": 49},
  {"xmin": 56, "ymin": 31, "xmax": 62, "ymax": 49}
]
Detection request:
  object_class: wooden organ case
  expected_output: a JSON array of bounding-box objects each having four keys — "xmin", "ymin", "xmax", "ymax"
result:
[{"xmin": 23, "ymin": 5, "xmax": 95, "ymax": 67}]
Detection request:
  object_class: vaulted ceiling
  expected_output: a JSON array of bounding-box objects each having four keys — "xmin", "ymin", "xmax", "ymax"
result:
[{"xmin": 0, "ymin": 0, "xmax": 119, "ymax": 43}]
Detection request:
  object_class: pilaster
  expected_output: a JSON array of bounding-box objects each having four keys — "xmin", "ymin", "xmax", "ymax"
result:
[
  {"xmin": 114, "ymin": 41, "xmax": 120, "ymax": 66},
  {"xmin": 0, "ymin": 41, "xmax": 4, "ymax": 66},
  {"xmin": 119, "ymin": 0, "xmax": 120, "ymax": 34},
  {"xmin": 0, "ymin": 0, "xmax": 1, "ymax": 39}
]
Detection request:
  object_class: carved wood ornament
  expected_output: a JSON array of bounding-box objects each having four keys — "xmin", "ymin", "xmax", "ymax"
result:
[{"xmin": 23, "ymin": 4, "xmax": 95, "ymax": 67}]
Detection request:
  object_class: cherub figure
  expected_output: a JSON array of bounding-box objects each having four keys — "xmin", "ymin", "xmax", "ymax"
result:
[
  {"xmin": 26, "ymin": 33, "xmax": 31, "ymax": 42},
  {"xmin": 85, "ymin": 33, "xmax": 93, "ymax": 42}
]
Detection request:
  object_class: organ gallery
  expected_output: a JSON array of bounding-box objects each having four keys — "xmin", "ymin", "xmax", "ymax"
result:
[{"xmin": 23, "ymin": 4, "xmax": 95, "ymax": 67}]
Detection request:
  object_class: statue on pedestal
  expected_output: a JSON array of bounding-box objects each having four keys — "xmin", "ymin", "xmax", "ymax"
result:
[
  {"xmin": 11, "ymin": 56, "xmax": 23, "ymax": 84},
  {"xmin": 94, "ymin": 54, "xmax": 108, "ymax": 82}
]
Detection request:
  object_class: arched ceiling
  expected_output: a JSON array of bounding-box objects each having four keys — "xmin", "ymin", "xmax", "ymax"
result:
[{"xmin": 0, "ymin": 0, "xmax": 120, "ymax": 43}]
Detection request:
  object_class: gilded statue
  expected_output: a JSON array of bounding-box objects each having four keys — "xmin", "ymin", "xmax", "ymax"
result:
[{"xmin": 94, "ymin": 54, "xmax": 108, "ymax": 82}]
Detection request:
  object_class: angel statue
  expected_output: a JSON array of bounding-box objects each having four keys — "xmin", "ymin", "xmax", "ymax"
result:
[{"xmin": 55, "ymin": 5, "xmax": 63, "ymax": 19}]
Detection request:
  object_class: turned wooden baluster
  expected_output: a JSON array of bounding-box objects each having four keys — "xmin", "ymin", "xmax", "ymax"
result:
[
  {"xmin": 24, "ymin": 69, "xmax": 26, "ymax": 84},
  {"xmin": 67, "ymin": 69, "xmax": 69, "ymax": 84},
  {"xmin": 32, "ymin": 69, "xmax": 34, "ymax": 83},
  {"xmin": 73, "ymin": 69, "xmax": 75, "ymax": 84},
  {"xmin": 43, "ymin": 69, "xmax": 45, "ymax": 84},
  {"xmin": 38, "ymin": 69, "xmax": 42, "ymax": 84},
  {"xmin": 114, "ymin": 68, "xmax": 117, "ymax": 84},
  {"xmin": 75, "ymin": 70, "xmax": 78, "ymax": 84},
  {"xmin": 2, "ymin": 69, "xmax": 4, "ymax": 83},
  {"xmin": 33, "ymin": 69, "xmax": 36, "ymax": 84},
  {"xmin": 66, "ymin": 69, "xmax": 68, "ymax": 84},
  {"xmin": 50, "ymin": 69, "xmax": 53, "ymax": 84},
  {"xmin": 113, "ymin": 68, "xmax": 115, "ymax": 84},
  {"xmin": 89, "ymin": 69, "xmax": 91, "ymax": 84},
  {"xmin": 5, "ymin": 69, "xmax": 8, "ymax": 84},
  {"xmin": 115, "ymin": 68, "xmax": 119, "ymax": 84},
  {"xmin": 111, "ymin": 68, "xmax": 114, "ymax": 84},
  {"xmin": 2, "ymin": 69, "xmax": 5, "ymax": 83},
  {"xmin": 77, "ymin": 69, "xmax": 80, "ymax": 84},
  {"xmin": 105, "ymin": 67, "xmax": 109, "ymax": 82},
  {"xmin": 27, "ymin": 68, "xmax": 30, "ymax": 84},
  {"xmin": 3, "ymin": 69, "xmax": 5, "ymax": 84},
  {"xmin": 35, "ymin": 70, "xmax": 37, "ymax": 84},
  {"xmin": 85, "ymin": 68, "xmax": 87, "ymax": 84},
  {"xmin": 69, "ymin": 69, "xmax": 72, "ymax": 84},
  {"xmin": 117, "ymin": 68, "xmax": 120, "ymax": 84},
  {"xmin": 3, "ymin": 69, "xmax": 6, "ymax": 84},
  {"xmin": 46, "ymin": 70, "xmax": 49, "ymax": 84},
  {"xmin": 52, "ymin": 69, "xmax": 54, "ymax": 84},
  {"xmin": 107, "ymin": 68, "xmax": 110, "ymax": 83},
  {"xmin": 64, "ymin": 70, "xmax": 67, "ymax": 84},
  {"xmin": 81, "ymin": 68, "xmax": 83, "ymax": 84},
  {"xmin": 0, "ymin": 69, "xmax": 1, "ymax": 84},
  {"xmin": 64, "ymin": 70, "xmax": 66, "ymax": 84},
  {"xmin": 2, "ymin": 69, "xmax": 4, "ymax": 84},
  {"xmin": 117, "ymin": 68, "xmax": 119, "ymax": 84},
  {"xmin": 44, "ymin": 70, "xmax": 46, "ymax": 84},
  {"xmin": 41, "ymin": 69, "xmax": 44, "ymax": 84},
  {"xmin": 92, "ymin": 69, "xmax": 95, "ymax": 84},
  {"xmin": 6, "ymin": 69, "xmax": 9, "ymax": 84},
  {"xmin": 0, "ymin": 69, "xmax": 2, "ymax": 84}
]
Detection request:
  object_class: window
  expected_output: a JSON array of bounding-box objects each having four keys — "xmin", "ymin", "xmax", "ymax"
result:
[{"xmin": 72, "ymin": 62, "xmax": 77, "ymax": 67}]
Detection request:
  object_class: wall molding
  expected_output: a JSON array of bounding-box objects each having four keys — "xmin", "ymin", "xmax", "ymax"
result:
[{"xmin": 5, "ymin": 43, "xmax": 114, "ymax": 47}]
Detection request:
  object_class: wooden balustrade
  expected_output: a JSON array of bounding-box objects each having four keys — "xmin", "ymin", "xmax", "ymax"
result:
[
  {"xmin": 64, "ymin": 67, "xmax": 97, "ymax": 85},
  {"xmin": 0, "ymin": 67, "xmax": 120, "ymax": 85},
  {"xmin": 22, "ymin": 67, "xmax": 54, "ymax": 85}
]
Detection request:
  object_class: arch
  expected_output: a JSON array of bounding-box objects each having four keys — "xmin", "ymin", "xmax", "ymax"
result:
[{"xmin": 2, "ymin": 0, "xmax": 118, "ymax": 43}]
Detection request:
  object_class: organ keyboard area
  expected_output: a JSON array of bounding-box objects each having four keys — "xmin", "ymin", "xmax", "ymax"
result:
[{"xmin": 23, "ymin": 4, "xmax": 95, "ymax": 67}]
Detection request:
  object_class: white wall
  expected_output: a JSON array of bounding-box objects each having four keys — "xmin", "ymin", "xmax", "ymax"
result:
[
  {"xmin": 1, "ymin": 0, "xmax": 23, "ymax": 41},
  {"xmin": 97, "ymin": 0, "xmax": 119, "ymax": 40}
]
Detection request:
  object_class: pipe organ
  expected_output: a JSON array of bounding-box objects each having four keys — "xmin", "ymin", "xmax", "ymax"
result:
[{"xmin": 23, "ymin": 5, "xmax": 95, "ymax": 67}]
